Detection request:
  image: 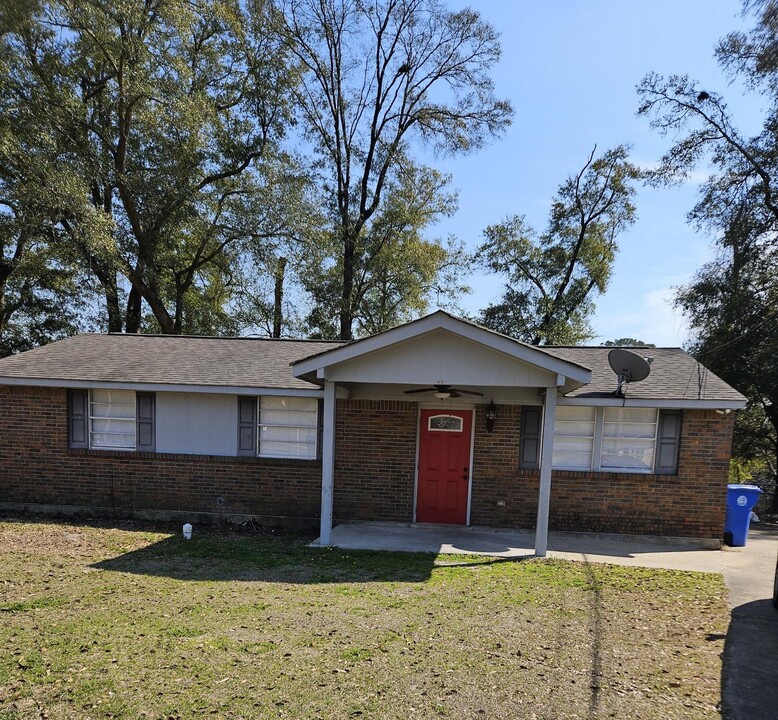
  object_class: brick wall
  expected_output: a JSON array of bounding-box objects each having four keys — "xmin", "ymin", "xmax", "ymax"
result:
[
  {"xmin": 0, "ymin": 386, "xmax": 736, "ymax": 539},
  {"xmin": 0, "ymin": 386, "xmax": 322, "ymax": 525},
  {"xmin": 471, "ymin": 405, "xmax": 735, "ymax": 538},
  {"xmin": 333, "ymin": 399, "xmax": 417, "ymax": 522},
  {"xmin": 470, "ymin": 403, "xmax": 538, "ymax": 527}
]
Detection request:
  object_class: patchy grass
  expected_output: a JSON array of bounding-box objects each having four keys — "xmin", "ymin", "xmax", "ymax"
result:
[{"xmin": 0, "ymin": 519, "xmax": 728, "ymax": 719}]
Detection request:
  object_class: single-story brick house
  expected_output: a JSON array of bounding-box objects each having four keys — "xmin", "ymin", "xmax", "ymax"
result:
[{"xmin": 0, "ymin": 311, "xmax": 745, "ymax": 553}]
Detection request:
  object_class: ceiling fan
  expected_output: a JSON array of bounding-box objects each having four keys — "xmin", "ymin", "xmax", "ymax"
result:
[{"xmin": 403, "ymin": 384, "xmax": 484, "ymax": 400}]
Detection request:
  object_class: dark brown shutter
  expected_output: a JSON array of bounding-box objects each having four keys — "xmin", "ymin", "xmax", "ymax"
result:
[
  {"xmin": 68, "ymin": 389, "xmax": 89, "ymax": 449},
  {"xmin": 520, "ymin": 406, "xmax": 542, "ymax": 469},
  {"xmin": 136, "ymin": 392, "xmax": 155, "ymax": 452},
  {"xmin": 237, "ymin": 396, "xmax": 257, "ymax": 456},
  {"xmin": 655, "ymin": 410, "xmax": 682, "ymax": 474}
]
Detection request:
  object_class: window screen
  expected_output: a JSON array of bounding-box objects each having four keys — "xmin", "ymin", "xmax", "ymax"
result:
[
  {"xmin": 552, "ymin": 406, "xmax": 595, "ymax": 470},
  {"xmin": 600, "ymin": 407, "xmax": 658, "ymax": 473},
  {"xmin": 259, "ymin": 396, "xmax": 318, "ymax": 459},
  {"xmin": 90, "ymin": 389, "xmax": 136, "ymax": 449}
]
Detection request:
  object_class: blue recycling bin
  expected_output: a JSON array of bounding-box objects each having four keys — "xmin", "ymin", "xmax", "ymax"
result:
[{"xmin": 724, "ymin": 484, "xmax": 763, "ymax": 546}]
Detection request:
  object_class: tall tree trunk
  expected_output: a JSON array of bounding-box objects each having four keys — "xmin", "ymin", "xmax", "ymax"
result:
[
  {"xmin": 129, "ymin": 273, "xmax": 176, "ymax": 334},
  {"xmin": 91, "ymin": 262, "xmax": 123, "ymax": 333},
  {"xmin": 273, "ymin": 256, "xmax": 287, "ymax": 338},
  {"xmin": 768, "ymin": 406, "xmax": 778, "ymax": 514},
  {"xmin": 0, "ymin": 282, "xmax": 8, "ymax": 343},
  {"xmin": 125, "ymin": 287, "xmax": 142, "ymax": 333},
  {"xmin": 105, "ymin": 285, "xmax": 123, "ymax": 333},
  {"xmin": 174, "ymin": 286, "xmax": 184, "ymax": 335},
  {"xmin": 0, "ymin": 260, "xmax": 14, "ymax": 340},
  {"xmin": 340, "ymin": 231, "xmax": 355, "ymax": 341}
]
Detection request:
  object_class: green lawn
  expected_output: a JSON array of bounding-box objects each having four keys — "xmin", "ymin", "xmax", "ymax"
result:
[{"xmin": 0, "ymin": 519, "xmax": 728, "ymax": 719}]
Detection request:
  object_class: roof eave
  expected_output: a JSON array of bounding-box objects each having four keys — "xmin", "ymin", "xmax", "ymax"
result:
[{"xmin": 0, "ymin": 376, "xmax": 324, "ymax": 396}]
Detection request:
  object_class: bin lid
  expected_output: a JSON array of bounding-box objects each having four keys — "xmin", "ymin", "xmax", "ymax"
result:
[{"xmin": 727, "ymin": 484, "xmax": 763, "ymax": 493}]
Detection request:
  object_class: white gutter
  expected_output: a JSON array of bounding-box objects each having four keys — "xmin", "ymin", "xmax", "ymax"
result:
[
  {"xmin": 557, "ymin": 397, "xmax": 746, "ymax": 410},
  {"xmin": 0, "ymin": 376, "xmax": 325, "ymax": 397}
]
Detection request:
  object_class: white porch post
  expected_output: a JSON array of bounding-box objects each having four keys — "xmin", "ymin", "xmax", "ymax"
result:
[
  {"xmin": 534, "ymin": 385, "xmax": 557, "ymax": 558},
  {"xmin": 319, "ymin": 379, "xmax": 337, "ymax": 546}
]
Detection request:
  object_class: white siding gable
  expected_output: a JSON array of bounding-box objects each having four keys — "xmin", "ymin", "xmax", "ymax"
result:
[
  {"xmin": 155, "ymin": 392, "xmax": 238, "ymax": 456},
  {"xmin": 325, "ymin": 329, "xmax": 557, "ymax": 387}
]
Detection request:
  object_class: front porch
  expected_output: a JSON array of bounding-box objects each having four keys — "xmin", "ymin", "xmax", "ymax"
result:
[
  {"xmin": 292, "ymin": 312, "xmax": 593, "ymax": 556},
  {"xmin": 312, "ymin": 522, "xmax": 724, "ymax": 572}
]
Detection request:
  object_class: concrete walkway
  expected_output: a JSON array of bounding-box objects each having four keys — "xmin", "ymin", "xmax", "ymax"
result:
[
  {"xmin": 316, "ymin": 521, "xmax": 778, "ymax": 720},
  {"xmin": 315, "ymin": 522, "xmax": 727, "ymax": 571}
]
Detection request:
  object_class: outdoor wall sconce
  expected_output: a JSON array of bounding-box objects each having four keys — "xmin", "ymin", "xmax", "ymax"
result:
[{"xmin": 485, "ymin": 400, "xmax": 497, "ymax": 433}]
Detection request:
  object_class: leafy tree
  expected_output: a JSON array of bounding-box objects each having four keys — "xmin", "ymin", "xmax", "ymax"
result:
[
  {"xmin": 300, "ymin": 160, "xmax": 468, "ymax": 338},
  {"xmin": 3, "ymin": 0, "xmax": 299, "ymax": 334},
  {"xmin": 674, "ymin": 205, "xmax": 778, "ymax": 506},
  {"xmin": 475, "ymin": 145, "xmax": 640, "ymax": 345},
  {"xmin": 603, "ymin": 338, "xmax": 655, "ymax": 347},
  {"xmin": 278, "ymin": 0, "xmax": 512, "ymax": 340},
  {"xmin": 637, "ymin": 0, "xmax": 778, "ymax": 508},
  {"xmin": 0, "ymin": 24, "xmax": 104, "ymax": 354}
]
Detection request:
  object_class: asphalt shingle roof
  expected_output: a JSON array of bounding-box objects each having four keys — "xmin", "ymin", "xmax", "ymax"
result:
[
  {"xmin": 0, "ymin": 334, "xmax": 344, "ymax": 390},
  {"xmin": 544, "ymin": 346, "xmax": 745, "ymax": 403},
  {"xmin": 0, "ymin": 331, "xmax": 746, "ymax": 404}
]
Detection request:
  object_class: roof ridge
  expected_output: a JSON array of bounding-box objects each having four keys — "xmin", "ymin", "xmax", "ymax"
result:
[
  {"xmin": 100, "ymin": 333, "xmax": 344, "ymax": 344},
  {"xmin": 546, "ymin": 345, "xmax": 683, "ymax": 350}
]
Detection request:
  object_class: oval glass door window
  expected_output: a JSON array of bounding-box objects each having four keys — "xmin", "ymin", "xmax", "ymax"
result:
[{"xmin": 428, "ymin": 415, "xmax": 463, "ymax": 432}]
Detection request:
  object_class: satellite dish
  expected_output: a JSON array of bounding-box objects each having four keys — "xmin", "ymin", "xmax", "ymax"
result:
[{"xmin": 608, "ymin": 349, "xmax": 652, "ymax": 396}]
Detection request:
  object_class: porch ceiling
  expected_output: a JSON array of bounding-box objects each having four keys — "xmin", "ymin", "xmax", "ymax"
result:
[{"xmin": 337, "ymin": 381, "xmax": 545, "ymax": 406}]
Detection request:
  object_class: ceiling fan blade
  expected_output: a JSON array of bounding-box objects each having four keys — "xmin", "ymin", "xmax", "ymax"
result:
[
  {"xmin": 453, "ymin": 389, "xmax": 484, "ymax": 397},
  {"xmin": 403, "ymin": 387, "xmax": 436, "ymax": 395},
  {"xmin": 449, "ymin": 390, "xmax": 462, "ymax": 398}
]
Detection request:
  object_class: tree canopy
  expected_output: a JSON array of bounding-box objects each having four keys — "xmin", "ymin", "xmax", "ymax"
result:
[
  {"xmin": 278, "ymin": 0, "xmax": 512, "ymax": 340},
  {"xmin": 0, "ymin": 0, "xmax": 496, "ymax": 347},
  {"xmin": 603, "ymin": 339, "xmax": 655, "ymax": 347},
  {"xmin": 475, "ymin": 145, "xmax": 640, "ymax": 345},
  {"xmin": 638, "ymin": 0, "xmax": 778, "ymax": 506},
  {"xmin": 300, "ymin": 159, "xmax": 468, "ymax": 338}
]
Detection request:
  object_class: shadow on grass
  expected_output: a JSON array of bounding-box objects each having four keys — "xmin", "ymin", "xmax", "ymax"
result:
[
  {"xmin": 90, "ymin": 533, "xmax": 444, "ymax": 584},
  {"xmin": 721, "ymin": 599, "xmax": 778, "ymax": 720},
  {"xmin": 581, "ymin": 557, "xmax": 603, "ymax": 720}
]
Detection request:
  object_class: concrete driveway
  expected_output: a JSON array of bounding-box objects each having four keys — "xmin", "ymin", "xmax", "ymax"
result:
[
  {"xmin": 318, "ymin": 521, "xmax": 778, "ymax": 719},
  {"xmin": 720, "ymin": 523, "xmax": 778, "ymax": 720}
]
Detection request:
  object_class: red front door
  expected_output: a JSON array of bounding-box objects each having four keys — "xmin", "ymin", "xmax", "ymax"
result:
[{"xmin": 416, "ymin": 409, "xmax": 472, "ymax": 524}]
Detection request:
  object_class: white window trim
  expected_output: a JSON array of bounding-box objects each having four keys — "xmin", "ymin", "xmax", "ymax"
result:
[{"xmin": 552, "ymin": 406, "xmax": 659, "ymax": 474}]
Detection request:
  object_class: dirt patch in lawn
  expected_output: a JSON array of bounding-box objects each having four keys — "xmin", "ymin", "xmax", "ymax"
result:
[{"xmin": 0, "ymin": 520, "xmax": 728, "ymax": 719}]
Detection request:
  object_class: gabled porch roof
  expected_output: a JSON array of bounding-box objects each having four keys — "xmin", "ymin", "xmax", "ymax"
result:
[
  {"xmin": 302, "ymin": 311, "xmax": 576, "ymax": 559},
  {"xmin": 292, "ymin": 310, "xmax": 592, "ymax": 391}
]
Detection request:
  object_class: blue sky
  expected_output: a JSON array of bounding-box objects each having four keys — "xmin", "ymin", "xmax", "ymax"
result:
[{"xmin": 431, "ymin": 0, "xmax": 764, "ymax": 347}]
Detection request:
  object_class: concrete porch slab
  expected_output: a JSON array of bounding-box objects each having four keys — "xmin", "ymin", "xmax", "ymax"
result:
[{"xmin": 312, "ymin": 522, "xmax": 730, "ymax": 573}]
